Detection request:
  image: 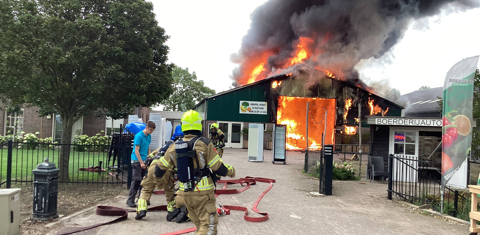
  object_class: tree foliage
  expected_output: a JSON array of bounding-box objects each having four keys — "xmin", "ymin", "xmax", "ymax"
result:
[
  {"xmin": 161, "ymin": 66, "xmax": 215, "ymax": 112},
  {"xmin": 419, "ymin": 86, "xmax": 431, "ymax": 90},
  {"xmin": 0, "ymin": 0, "xmax": 174, "ymax": 180},
  {"xmin": 385, "ymin": 88, "xmax": 401, "ymax": 102}
]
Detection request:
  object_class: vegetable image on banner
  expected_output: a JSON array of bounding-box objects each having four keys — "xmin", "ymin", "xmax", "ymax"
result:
[{"xmin": 442, "ymin": 56, "xmax": 479, "ymax": 187}]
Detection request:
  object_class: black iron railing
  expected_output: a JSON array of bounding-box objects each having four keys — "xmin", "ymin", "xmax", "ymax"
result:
[
  {"xmin": 0, "ymin": 141, "xmax": 9, "ymax": 188},
  {"xmin": 388, "ymin": 154, "xmax": 470, "ymax": 220},
  {"xmin": 0, "ymin": 138, "xmax": 133, "ymax": 188}
]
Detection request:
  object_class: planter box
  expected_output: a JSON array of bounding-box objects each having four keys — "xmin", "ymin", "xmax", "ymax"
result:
[
  {"xmin": 265, "ymin": 141, "xmax": 272, "ymax": 150},
  {"xmin": 243, "ymin": 140, "xmax": 248, "ymax": 149}
]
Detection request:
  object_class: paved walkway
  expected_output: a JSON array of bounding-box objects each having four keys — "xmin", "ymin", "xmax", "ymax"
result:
[{"xmin": 53, "ymin": 149, "xmax": 467, "ymax": 235}]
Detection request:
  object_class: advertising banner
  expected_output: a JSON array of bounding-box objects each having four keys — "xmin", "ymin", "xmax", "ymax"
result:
[{"xmin": 442, "ymin": 56, "xmax": 479, "ymax": 188}]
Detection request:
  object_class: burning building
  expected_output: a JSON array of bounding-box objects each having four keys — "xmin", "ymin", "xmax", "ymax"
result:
[
  {"xmin": 194, "ymin": 72, "xmax": 402, "ymax": 151},
  {"xmin": 195, "ymin": 0, "xmax": 479, "ymax": 154}
]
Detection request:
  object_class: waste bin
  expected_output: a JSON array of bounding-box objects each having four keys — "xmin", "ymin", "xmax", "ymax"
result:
[{"xmin": 32, "ymin": 158, "xmax": 59, "ymax": 220}]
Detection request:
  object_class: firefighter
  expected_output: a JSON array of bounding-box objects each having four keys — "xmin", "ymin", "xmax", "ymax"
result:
[
  {"xmin": 157, "ymin": 110, "xmax": 236, "ymax": 235},
  {"xmin": 135, "ymin": 140, "xmax": 176, "ymax": 220},
  {"xmin": 171, "ymin": 125, "xmax": 184, "ymax": 141},
  {"xmin": 136, "ymin": 126, "xmax": 190, "ymax": 222},
  {"xmin": 209, "ymin": 123, "xmax": 225, "ymax": 158}
]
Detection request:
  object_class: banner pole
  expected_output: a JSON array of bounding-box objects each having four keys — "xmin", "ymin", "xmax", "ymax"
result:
[{"xmin": 441, "ymin": 186, "xmax": 444, "ymax": 214}]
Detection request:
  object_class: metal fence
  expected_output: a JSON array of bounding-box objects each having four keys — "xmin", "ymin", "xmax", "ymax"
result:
[
  {"xmin": 0, "ymin": 137, "xmax": 133, "ymax": 188},
  {"xmin": 0, "ymin": 141, "xmax": 9, "ymax": 188},
  {"xmin": 387, "ymin": 154, "xmax": 471, "ymax": 220}
]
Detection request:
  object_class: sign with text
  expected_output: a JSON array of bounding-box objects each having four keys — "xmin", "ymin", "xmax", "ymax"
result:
[
  {"xmin": 375, "ymin": 118, "xmax": 442, "ymax": 127},
  {"xmin": 240, "ymin": 101, "xmax": 267, "ymax": 115}
]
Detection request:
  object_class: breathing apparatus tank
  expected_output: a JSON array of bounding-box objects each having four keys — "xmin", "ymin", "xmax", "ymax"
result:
[{"xmin": 175, "ymin": 140, "xmax": 196, "ymax": 191}]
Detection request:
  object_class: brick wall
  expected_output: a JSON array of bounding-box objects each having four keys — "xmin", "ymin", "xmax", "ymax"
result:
[
  {"xmin": 23, "ymin": 106, "xmax": 54, "ymax": 138},
  {"xmin": 83, "ymin": 115, "xmax": 106, "ymax": 136}
]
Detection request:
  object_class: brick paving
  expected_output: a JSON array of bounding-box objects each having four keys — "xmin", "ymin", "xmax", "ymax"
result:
[{"xmin": 53, "ymin": 149, "xmax": 467, "ymax": 235}]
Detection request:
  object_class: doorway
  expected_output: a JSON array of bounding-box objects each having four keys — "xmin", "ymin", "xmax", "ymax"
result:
[
  {"xmin": 389, "ymin": 129, "xmax": 419, "ymax": 182},
  {"xmin": 217, "ymin": 122, "xmax": 243, "ymax": 148}
]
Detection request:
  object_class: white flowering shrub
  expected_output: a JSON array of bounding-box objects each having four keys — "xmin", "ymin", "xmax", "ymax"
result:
[
  {"xmin": 23, "ymin": 133, "xmax": 40, "ymax": 149},
  {"xmin": 74, "ymin": 131, "xmax": 110, "ymax": 152},
  {"xmin": 332, "ymin": 162, "xmax": 357, "ymax": 180}
]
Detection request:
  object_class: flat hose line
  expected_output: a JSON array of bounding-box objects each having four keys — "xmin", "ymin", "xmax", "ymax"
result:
[{"xmin": 56, "ymin": 177, "xmax": 275, "ymax": 235}]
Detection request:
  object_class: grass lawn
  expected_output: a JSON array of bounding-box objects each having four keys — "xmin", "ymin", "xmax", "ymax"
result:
[{"xmin": 0, "ymin": 146, "xmax": 129, "ymax": 183}]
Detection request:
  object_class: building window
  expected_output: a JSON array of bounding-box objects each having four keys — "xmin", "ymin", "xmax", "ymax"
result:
[
  {"xmin": 4, "ymin": 109, "xmax": 24, "ymax": 136},
  {"xmin": 54, "ymin": 114, "xmax": 62, "ymax": 143}
]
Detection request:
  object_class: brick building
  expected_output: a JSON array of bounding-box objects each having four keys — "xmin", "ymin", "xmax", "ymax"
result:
[{"xmin": 0, "ymin": 104, "xmax": 150, "ymax": 143}]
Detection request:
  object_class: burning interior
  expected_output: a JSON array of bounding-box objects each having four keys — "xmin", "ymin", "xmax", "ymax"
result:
[
  {"xmin": 277, "ymin": 96, "xmax": 335, "ymax": 150},
  {"xmin": 266, "ymin": 72, "xmax": 402, "ymax": 150},
  {"xmin": 194, "ymin": 68, "xmax": 403, "ymax": 152}
]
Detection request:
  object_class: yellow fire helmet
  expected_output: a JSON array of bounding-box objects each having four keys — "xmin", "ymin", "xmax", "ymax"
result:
[
  {"xmin": 210, "ymin": 123, "xmax": 219, "ymax": 129},
  {"xmin": 181, "ymin": 110, "xmax": 202, "ymax": 132}
]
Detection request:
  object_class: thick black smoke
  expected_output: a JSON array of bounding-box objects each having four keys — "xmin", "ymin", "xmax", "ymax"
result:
[{"xmin": 231, "ymin": 0, "xmax": 479, "ymax": 87}]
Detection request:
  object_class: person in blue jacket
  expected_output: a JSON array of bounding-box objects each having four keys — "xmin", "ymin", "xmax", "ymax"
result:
[{"xmin": 171, "ymin": 125, "xmax": 184, "ymax": 141}]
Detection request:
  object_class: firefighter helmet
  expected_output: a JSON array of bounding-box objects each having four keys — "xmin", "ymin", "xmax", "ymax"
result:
[
  {"xmin": 210, "ymin": 123, "xmax": 219, "ymax": 130},
  {"xmin": 181, "ymin": 110, "xmax": 202, "ymax": 132}
]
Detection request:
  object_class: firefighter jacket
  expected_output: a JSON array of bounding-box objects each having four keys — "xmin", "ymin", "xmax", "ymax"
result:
[
  {"xmin": 209, "ymin": 129, "xmax": 225, "ymax": 149},
  {"xmin": 158, "ymin": 134, "xmax": 235, "ymax": 196}
]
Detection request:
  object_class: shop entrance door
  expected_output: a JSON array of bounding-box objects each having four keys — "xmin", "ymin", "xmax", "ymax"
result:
[
  {"xmin": 217, "ymin": 122, "xmax": 243, "ymax": 148},
  {"xmin": 389, "ymin": 129, "xmax": 419, "ymax": 182}
]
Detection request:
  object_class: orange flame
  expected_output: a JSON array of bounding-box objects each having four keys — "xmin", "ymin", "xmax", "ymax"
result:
[
  {"xmin": 368, "ymin": 98, "xmax": 382, "ymax": 116},
  {"xmin": 383, "ymin": 107, "xmax": 389, "ymax": 117},
  {"xmin": 289, "ymin": 37, "xmax": 313, "ymax": 66},
  {"xmin": 325, "ymin": 70, "xmax": 336, "ymax": 78},
  {"xmin": 248, "ymin": 63, "xmax": 266, "ymax": 84},
  {"xmin": 354, "ymin": 118, "xmax": 360, "ymax": 123},
  {"xmin": 272, "ymin": 81, "xmax": 278, "ymax": 89},
  {"xmin": 345, "ymin": 126, "xmax": 356, "ymax": 135},
  {"xmin": 290, "ymin": 47, "xmax": 307, "ymax": 65},
  {"xmin": 277, "ymin": 96, "xmax": 335, "ymax": 150},
  {"xmin": 344, "ymin": 99, "xmax": 352, "ymax": 121}
]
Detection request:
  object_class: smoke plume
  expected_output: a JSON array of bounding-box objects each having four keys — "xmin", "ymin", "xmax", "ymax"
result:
[{"xmin": 231, "ymin": 0, "xmax": 479, "ymax": 89}]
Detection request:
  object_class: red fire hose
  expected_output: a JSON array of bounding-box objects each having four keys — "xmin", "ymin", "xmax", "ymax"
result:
[
  {"xmin": 159, "ymin": 177, "xmax": 275, "ymax": 235},
  {"xmin": 57, "ymin": 177, "xmax": 275, "ymax": 235}
]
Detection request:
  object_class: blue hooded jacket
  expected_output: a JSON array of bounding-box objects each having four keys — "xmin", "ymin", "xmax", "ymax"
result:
[{"xmin": 171, "ymin": 125, "xmax": 184, "ymax": 141}]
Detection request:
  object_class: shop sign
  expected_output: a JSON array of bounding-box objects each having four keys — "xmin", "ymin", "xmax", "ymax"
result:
[
  {"xmin": 239, "ymin": 101, "xmax": 267, "ymax": 115},
  {"xmin": 375, "ymin": 118, "xmax": 442, "ymax": 127}
]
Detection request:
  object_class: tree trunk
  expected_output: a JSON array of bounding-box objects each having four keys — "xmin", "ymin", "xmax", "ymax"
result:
[{"xmin": 58, "ymin": 115, "xmax": 74, "ymax": 182}]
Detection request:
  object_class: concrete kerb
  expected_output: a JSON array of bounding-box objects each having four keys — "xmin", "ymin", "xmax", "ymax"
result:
[
  {"xmin": 44, "ymin": 203, "xmax": 100, "ymax": 228},
  {"xmin": 395, "ymin": 200, "xmax": 470, "ymax": 227}
]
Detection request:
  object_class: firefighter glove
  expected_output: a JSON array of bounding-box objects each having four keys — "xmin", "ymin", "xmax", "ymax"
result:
[{"xmin": 224, "ymin": 164, "xmax": 235, "ymax": 178}]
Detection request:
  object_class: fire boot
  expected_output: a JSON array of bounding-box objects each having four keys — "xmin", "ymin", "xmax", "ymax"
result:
[
  {"xmin": 175, "ymin": 206, "xmax": 188, "ymax": 223},
  {"xmin": 166, "ymin": 200, "xmax": 180, "ymax": 222},
  {"xmin": 135, "ymin": 199, "xmax": 148, "ymax": 220}
]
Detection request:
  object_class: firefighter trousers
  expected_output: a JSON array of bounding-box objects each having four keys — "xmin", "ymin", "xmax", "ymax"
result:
[
  {"xmin": 139, "ymin": 164, "xmax": 174, "ymax": 203},
  {"xmin": 183, "ymin": 191, "xmax": 218, "ymax": 235}
]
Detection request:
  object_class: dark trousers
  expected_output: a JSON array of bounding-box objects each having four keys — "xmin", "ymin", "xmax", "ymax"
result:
[{"xmin": 127, "ymin": 162, "xmax": 147, "ymax": 203}]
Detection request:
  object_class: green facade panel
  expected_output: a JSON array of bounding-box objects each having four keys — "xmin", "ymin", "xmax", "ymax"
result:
[{"xmin": 206, "ymin": 83, "xmax": 270, "ymax": 123}]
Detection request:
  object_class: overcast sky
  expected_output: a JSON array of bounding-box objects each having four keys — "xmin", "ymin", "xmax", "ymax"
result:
[{"xmin": 151, "ymin": 0, "xmax": 480, "ymax": 104}]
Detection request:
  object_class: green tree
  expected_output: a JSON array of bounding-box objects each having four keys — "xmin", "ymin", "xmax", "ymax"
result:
[
  {"xmin": 473, "ymin": 70, "xmax": 480, "ymax": 159},
  {"xmin": 161, "ymin": 66, "xmax": 216, "ymax": 111},
  {"xmin": 419, "ymin": 86, "xmax": 431, "ymax": 90},
  {"xmin": 385, "ymin": 88, "xmax": 401, "ymax": 102},
  {"xmin": 0, "ymin": 0, "xmax": 173, "ymax": 181}
]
